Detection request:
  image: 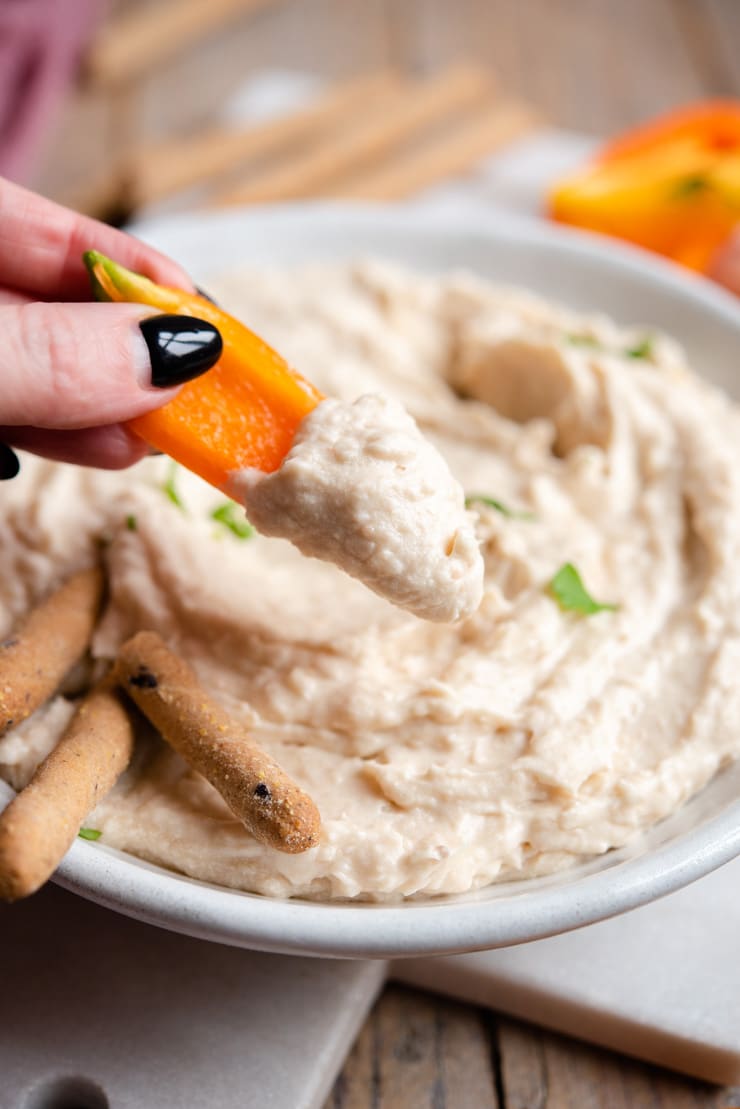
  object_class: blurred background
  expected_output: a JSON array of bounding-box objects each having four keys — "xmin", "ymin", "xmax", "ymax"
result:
[{"xmin": 5, "ymin": 0, "xmax": 739, "ymax": 226}]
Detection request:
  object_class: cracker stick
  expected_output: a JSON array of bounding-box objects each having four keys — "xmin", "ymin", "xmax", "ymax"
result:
[
  {"xmin": 0, "ymin": 681, "xmax": 136, "ymax": 901},
  {"xmin": 115, "ymin": 632, "xmax": 321, "ymax": 854},
  {"xmin": 0, "ymin": 568, "xmax": 105, "ymax": 737}
]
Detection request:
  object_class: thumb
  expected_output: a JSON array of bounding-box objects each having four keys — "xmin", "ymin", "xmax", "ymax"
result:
[{"xmin": 0, "ymin": 302, "xmax": 222, "ymax": 430}]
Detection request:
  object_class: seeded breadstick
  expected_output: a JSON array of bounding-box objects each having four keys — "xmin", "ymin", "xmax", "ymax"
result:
[
  {"xmin": 0, "ymin": 680, "xmax": 136, "ymax": 901},
  {"xmin": 114, "ymin": 632, "xmax": 321, "ymax": 853},
  {"xmin": 0, "ymin": 568, "xmax": 105, "ymax": 737}
]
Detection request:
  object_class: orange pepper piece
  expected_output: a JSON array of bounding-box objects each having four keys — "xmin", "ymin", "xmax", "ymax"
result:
[
  {"xmin": 549, "ymin": 100, "xmax": 740, "ymax": 273},
  {"xmin": 84, "ymin": 251, "xmax": 323, "ymax": 492}
]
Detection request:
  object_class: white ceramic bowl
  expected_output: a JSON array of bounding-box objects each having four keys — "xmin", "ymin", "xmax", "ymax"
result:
[{"xmin": 50, "ymin": 206, "xmax": 740, "ymax": 957}]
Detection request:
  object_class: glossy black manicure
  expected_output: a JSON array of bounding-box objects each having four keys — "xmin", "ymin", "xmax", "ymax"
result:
[
  {"xmin": 0, "ymin": 443, "xmax": 20, "ymax": 481},
  {"xmin": 140, "ymin": 315, "xmax": 223, "ymax": 389}
]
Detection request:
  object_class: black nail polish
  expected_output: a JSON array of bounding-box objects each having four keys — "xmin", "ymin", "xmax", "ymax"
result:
[
  {"xmin": 195, "ymin": 285, "xmax": 220, "ymax": 307},
  {"xmin": 0, "ymin": 444, "xmax": 20, "ymax": 481},
  {"xmin": 140, "ymin": 315, "xmax": 223, "ymax": 389}
]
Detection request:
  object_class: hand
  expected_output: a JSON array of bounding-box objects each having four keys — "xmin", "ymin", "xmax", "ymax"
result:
[
  {"xmin": 709, "ymin": 230, "xmax": 740, "ymax": 298},
  {"xmin": 0, "ymin": 178, "xmax": 222, "ymax": 477}
]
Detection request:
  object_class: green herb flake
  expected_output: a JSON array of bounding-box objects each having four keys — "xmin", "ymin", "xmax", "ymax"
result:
[
  {"xmin": 565, "ymin": 333, "xmax": 601, "ymax": 349},
  {"xmin": 125, "ymin": 514, "xmax": 138, "ymax": 532},
  {"xmin": 673, "ymin": 174, "xmax": 709, "ymax": 200},
  {"xmin": 465, "ymin": 494, "xmax": 534, "ymax": 520},
  {"xmin": 78, "ymin": 828, "xmax": 102, "ymax": 841},
  {"xmin": 624, "ymin": 337, "xmax": 654, "ymax": 360},
  {"xmin": 210, "ymin": 501, "xmax": 254, "ymax": 540},
  {"xmin": 163, "ymin": 461, "xmax": 185, "ymax": 511},
  {"xmin": 547, "ymin": 562, "xmax": 618, "ymax": 616}
]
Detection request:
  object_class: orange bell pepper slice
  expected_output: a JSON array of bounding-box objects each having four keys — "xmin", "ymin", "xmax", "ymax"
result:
[
  {"xmin": 549, "ymin": 100, "xmax": 740, "ymax": 272},
  {"xmin": 84, "ymin": 251, "xmax": 323, "ymax": 491}
]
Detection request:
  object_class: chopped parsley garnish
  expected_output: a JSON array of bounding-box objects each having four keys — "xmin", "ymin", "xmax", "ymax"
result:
[
  {"xmin": 465, "ymin": 494, "xmax": 534, "ymax": 520},
  {"xmin": 163, "ymin": 461, "xmax": 185, "ymax": 511},
  {"xmin": 547, "ymin": 562, "xmax": 618, "ymax": 616},
  {"xmin": 565, "ymin": 333, "xmax": 601, "ymax": 348},
  {"xmin": 78, "ymin": 828, "xmax": 102, "ymax": 841},
  {"xmin": 567, "ymin": 330, "xmax": 655, "ymax": 362},
  {"xmin": 125, "ymin": 514, "xmax": 138, "ymax": 531},
  {"xmin": 673, "ymin": 174, "xmax": 709, "ymax": 199},
  {"xmin": 211, "ymin": 501, "xmax": 254, "ymax": 540},
  {"xmin": 624, "ymin": 337, "xmax": 654, "ymax": 360}
]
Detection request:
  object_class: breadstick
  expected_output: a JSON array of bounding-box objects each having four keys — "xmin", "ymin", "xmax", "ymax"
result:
[
  {"xmin": 132, "ymin": 70, "xmax": 404, "ymax": 208},
  {"xmin": 0, "ymin": 681, "xmax": 136, "ymax": 901},
  {"xmin": 114, "ymin": 632, "xmax": 320, "ymax": 854},
  {"xmin": 0, "ymin": 568, "xmax": 105, "ymax": 737},
  {"xmin": 85, "ymin": 0, "xmax": 284, "ymax": 88},
  {"xmin": 215, "ymin": 64, "xmax": 494, "ymax": 206},
  {"xmin": 331, "ymin": 100, "xmax": 540, "ymax": 201}
]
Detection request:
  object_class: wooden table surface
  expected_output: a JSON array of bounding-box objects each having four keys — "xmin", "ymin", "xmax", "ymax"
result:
[
  {"xmin": 326, "ymin": 984, "xmax": 740, "ymax": 1109},
  {"xmin": 310, "ymin": 1, "xmax": 740, "ymax": 1106}
]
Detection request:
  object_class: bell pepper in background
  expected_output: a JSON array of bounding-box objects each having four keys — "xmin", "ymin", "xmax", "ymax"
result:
[
  {"xmin": 549, "ymin": 100, "xmax": 740, "ymax": 274},
  {"xmin": 84, "ymin": 251, "xmax": 323, "ymax": 491}
]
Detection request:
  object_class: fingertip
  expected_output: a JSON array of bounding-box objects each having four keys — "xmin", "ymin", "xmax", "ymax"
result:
[{"xmin": 2, "ymin": 299, "xmax": 207, "ymax": 430}]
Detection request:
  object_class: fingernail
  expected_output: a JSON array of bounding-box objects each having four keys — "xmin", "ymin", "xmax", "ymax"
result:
[
  {"xmin": 195, "ymin": 286, "xmax": 220, "ymax": 307},
  {"xmin": 0, "ymin": 444, "xmax": 20, "ymax": 481},
  {"xmin": 138, "ymin": 315, "xmax": 223, "ymax": 389}
]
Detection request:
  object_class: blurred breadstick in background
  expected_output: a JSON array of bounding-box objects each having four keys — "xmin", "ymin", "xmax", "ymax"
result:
[
  {"xmin": 330, "ymin": 100, "xmax": 538, "ymax": 201},
  {"xmin": 0, "ymin": 681, "xmax": 136, "ymax": 901},
  {"xmin": 115, "ymin": 632, "xmax": 321, "ymax": 854},
  {"xmin": 0, "ymin": 568, "xmax": 104, "ymax": 737},
  {"xmin": 216, "ymin": 64, "xmax": 494, "ymax": 205},
  {"xmin": 131, "ymin": 69, "xmax": 404, "ymax": 208}
]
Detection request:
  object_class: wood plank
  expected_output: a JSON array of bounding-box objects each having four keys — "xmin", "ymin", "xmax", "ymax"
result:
[
  {"xmin": 496, "ymin": 1018, "xmax": 549, "ymax": 1109},
  {"xmin": 499, "ymin": 1016, "xmax": 734, "ymax": 1109},
  {"xmin": 387, "ymin": 0, "xmax": 706, "ymax": 133},
  {"xmin": 671, "ymin": 0, "xmax": 740, "ymax": 95},
  {"xmin": 324, "ymin": 984, "xmax": 499, "ymax": 1108}
]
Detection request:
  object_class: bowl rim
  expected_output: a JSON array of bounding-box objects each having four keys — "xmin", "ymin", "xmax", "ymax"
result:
[{"xmin": 51, "ymin": 203, "xmax": 740, "ymax": 958}]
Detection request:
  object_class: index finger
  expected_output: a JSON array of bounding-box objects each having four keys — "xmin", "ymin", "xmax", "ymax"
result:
[{"xmin": 0, "ymin": 177, "xmax": 193, "ymax": 300}]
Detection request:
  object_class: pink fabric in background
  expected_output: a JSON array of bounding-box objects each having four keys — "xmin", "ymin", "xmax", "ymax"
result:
[{"xmin": 0, "ymin": 0, "xmax": 103, "ymax": 183}]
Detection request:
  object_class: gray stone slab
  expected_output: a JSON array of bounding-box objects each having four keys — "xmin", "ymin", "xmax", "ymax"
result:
[{"xmin": 0, "ymin": 885, "xmax": 385, "ymax": 1109}]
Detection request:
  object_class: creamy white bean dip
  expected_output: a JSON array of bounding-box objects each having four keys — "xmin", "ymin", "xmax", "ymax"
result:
[
  {"xmin": 229, "ymin": 393, "xmax": 483, "ymax": 623},
  {"xmin": 1, "ymin": 259, "xmax": 739, "ymax": 900}
]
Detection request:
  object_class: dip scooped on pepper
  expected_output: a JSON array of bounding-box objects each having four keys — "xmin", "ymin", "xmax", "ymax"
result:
[{"xmin": 84, "ymin": 251, "xmax": 484, "ymax": 623}]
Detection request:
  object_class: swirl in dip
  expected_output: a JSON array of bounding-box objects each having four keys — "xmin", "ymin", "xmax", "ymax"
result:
[{"xmin": 1, "ymin": 260, "xmax": 739, "ymax": 900}]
